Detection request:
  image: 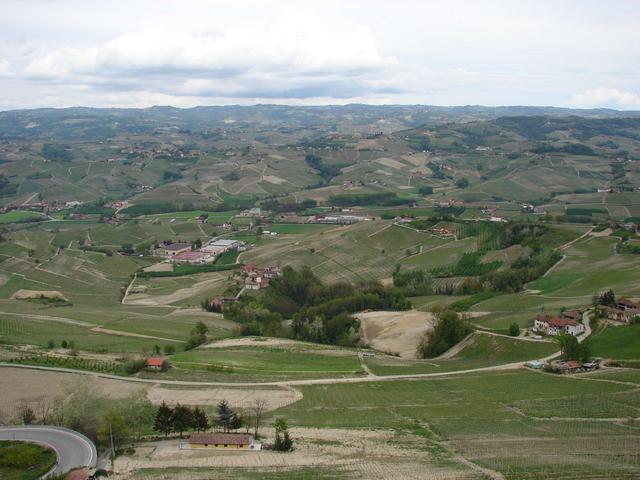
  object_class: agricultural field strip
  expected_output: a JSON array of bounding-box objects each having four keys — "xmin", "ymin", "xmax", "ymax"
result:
[
  {"xmin": 0, "ymin": 357, "xmax": 554, "ymax": 387},
  {"xmin": 0, "ymin": 311, "xmax": 185, "ymax": 342}
]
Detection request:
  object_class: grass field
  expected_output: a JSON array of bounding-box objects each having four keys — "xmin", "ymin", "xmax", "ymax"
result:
[
  {"xmin": 0, "ymin": 211, "xmax": 45, "ymax": 224},
  {"xmin": 588, "ymin": 324, "xmax": 640, "ymax": 360},
  {"xmin": 274, "ymin": 370, "xmax": 640, "ymax": 479},
  {"xmin": 0, "ymin": 440, "xmax": 56, "ymax": 480},
  {"xmin": 167, "ymin": 343, "xmax": 364, "ymax": 381},
  {"xmin": 364, "ymin": 333, "xmax": 558, "ymax": 376}
]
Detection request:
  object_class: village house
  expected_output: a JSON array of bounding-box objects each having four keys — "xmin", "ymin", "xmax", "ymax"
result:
[
  {"xmin": 603, "ymin": 297, "xmax": 640, "ymax": 324},
  {"xmin": 162, "ymin": 242, "xmax": 192, "ymax": 257},
  {"xmin": 208, "ymin": 297, "xmax": 237, "ymax": 312},
  {"xmin": 560, "ymin": 310, "xmax": 582, "ymax": 322},
  {"xmin": 533, "ymin": 314, "xmax": 585, "ymax": 336},
  {"xmin": 245, "ymin": 275, "xmax": 269, "ymax": 290},
  {"xmin": 146, "ymin": 357, "xmax": 165, "ymax": 370},
  {"xmin": 555, "ymin": 360, "xmax": 583, "ymax": 374},
  {"xmin": 187, "ymin": 432, "xmax": 260, "ymax": 450}
]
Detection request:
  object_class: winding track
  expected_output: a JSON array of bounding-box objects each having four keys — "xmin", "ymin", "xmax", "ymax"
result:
[{"xmin": 0, "ymin": 425, "xmax": 97, "ymax": 476}]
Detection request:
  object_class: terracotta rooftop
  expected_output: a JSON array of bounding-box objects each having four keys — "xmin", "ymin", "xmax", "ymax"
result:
[{"xmin": 146, "ymin": 357, "xmax": 164, "ymax": 367}]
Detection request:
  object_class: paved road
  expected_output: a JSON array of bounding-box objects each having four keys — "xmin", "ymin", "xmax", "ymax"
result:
[{"xmin": 0, "ymin": 425, "xmax": 97, "ymax": 476}]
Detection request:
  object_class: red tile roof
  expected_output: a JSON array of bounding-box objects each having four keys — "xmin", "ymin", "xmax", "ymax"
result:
[{"xmin": 146, "ymin": 357, "xmax": 164, "ymax": 367}]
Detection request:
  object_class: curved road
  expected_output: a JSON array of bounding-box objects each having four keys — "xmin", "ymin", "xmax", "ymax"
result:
[{"xmin": 0, "ymin": 425, "xmax": 97, "ymax": 476}]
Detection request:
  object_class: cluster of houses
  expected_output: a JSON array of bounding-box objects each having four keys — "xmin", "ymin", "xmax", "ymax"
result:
[
  {"xmin": 1, "ymin": 199, "xmax": 85, "ymax": 215},
  {"xmin": 533, "ymin": 310, "xmax": 585, "ymax": 336},
  {"xmin": 241, "ymin": 264, "xmax": 282, "ymax": 290},
  {"xmin": 434, "ymin": 199, "xmax": 461, "ymax": 209},
  {"xmin": 307, "ymin": 214, "xmax": 367, "ymax": 225},
  {"xmin": 160, "ymin": 238, "xmax": 246, "ymax": 264},
  {"xmin": 521, "ymin": 203, "xmax": 546, "ymax": 214},
  {"xmin": 602, "ymin": 298, "xmax": 640, "ymax": 324}
]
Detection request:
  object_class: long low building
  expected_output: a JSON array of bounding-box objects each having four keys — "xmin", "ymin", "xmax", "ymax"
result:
[
  {"xmin": 162, "ymin": 242, "xmax": 192, "ymax": 256},
  {"xmin": 188, "ymin": 432, "xmax": 261, "ymax": 450}
]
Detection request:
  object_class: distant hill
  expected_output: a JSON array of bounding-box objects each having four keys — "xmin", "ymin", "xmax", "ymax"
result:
[{"xmin": 0, "ymin": 104, "xmax": 638, "ymax": 140}]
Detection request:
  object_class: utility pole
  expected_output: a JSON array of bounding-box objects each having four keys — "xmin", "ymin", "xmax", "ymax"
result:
[{"xmin": 109, "ymin": 422, "xmax": 115, "ymax": 459}]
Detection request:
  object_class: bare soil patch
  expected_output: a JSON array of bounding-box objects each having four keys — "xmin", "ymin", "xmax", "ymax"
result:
[
  {"xmin": 146, "ymin": 385, "xmax": 302, "ymax": 411},
  {"xmin": 262, "ymin": 175, "xmax": 286, "ymax": 185},
  {"xmin": 202, "ymin": 337, "xmax": 314, "ymax": 350},
  {"xmin": 376, "ymin": 157, "xmax": 406, "ymax": 170},
  {"xmin": 143, "ymin": 262, "xmax": 173, "ymax": 273},
  {"xmin": 0, "ymin": 367, "xmax": 144, "ymax": 423},
  {"xmin": 112, "ymin": 427, "xmax": 473, "ymax": 479},
  {"xmin": 11, "ymin": 289, "xmax": 68, "ymax": 301},
  {"xmin": 357, "ymin": 310, "xmax": 435, "ymax": 358}
]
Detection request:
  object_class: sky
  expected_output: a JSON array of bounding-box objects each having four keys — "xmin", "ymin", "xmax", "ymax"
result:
[{"xmin": 0, "ymin": 0, "xmax": 639, "ymax": 111}]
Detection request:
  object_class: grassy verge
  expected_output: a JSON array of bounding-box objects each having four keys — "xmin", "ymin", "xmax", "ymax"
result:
[{"xmin": 0, "ymin": 441, "xmax": 56, "ymax": 480}]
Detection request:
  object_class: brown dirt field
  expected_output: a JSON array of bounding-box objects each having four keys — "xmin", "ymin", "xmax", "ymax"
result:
[
  {"xmin": 90, "ymin": 327, "xmax": 184, "ymax": 343},
  {"xmin": 201, "ymin": 337, "xmax": 318, "ymax": 350},
  {"xmin": 125, "ymin": 275, "xmax": 226, "ymax": 306},
  {"xmin": 11, "ymin": 289, "xmax": 68, "ymax": 301},
  {"xmin": 143, "ymin": 262, "xmax": 173, "ymax": 273},
  {"xmin": 146, "ymin": 385, "xmax": 302, "ymax": 411},
  {"xmin": 112, "ymin": 427, "xmax": 477, "ymax": 479},
  {"xmin": 375, "ymin": 157, "xmax": 406, "ymax": 170},
  {"xmin": 357, "ymin": 310, "xmax": 435, "ymax": 358},
  {"xmin": 0, "ymin": 367, "xmax": 144, "ymax": 423}
]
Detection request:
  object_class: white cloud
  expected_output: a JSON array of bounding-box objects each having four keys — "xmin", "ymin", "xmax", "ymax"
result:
[
  {"xmin": 0, "ymin": 59, "xmax": 9, "ymax": 77},
  {"xmin": 569, "ymin": 88, "xmax": 640, "ymax": 110},
  {"xmin": 1, "ymin": 1, "xmax": 640, "ymax": 109},
  {"xmin": 24, "ymin": 15, "xmax": 394, "ymax": 78}
]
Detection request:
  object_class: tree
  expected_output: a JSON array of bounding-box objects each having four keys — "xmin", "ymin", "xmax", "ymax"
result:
[
  {"xmin": 172, "ymin": 404, "xmax": 194, "ymax": 438},
  {"xmin": 252, "ymin": 398, "xmax": 267, "ymax": 438},
  {"xmin": 599, "ymin": 289, "xmax": 616, "ymax": 306},
  {"xmin": 163, "ymin": 344, "xmax": 176, "ymax": 355},
  {"xmin": 154, "ymin": 401, "xmax": 174, "ymax": 437},
  {"xmin": 47, "ymin": 339, "xmax": 55, "ymax": 349},
  {"xmin": 274, "ymin": 418, "xmax": 293, "ymax": 452},
  {"xmin": 153, "ymin": 344, "xmax": 161, "ymax": 355},
  {"xmin": 98, "ymin": 410, "xmax": 130, "ymax": 455},
  {"xmin": 193, "ymin": 321, "xmax": 209, "ymax": 336},
  {"xmin": 216, "ymin": 400, "xmax": 236, "ymax": 433},
  {"xmin": 256, "ymin": 226, "xmax": 264, "ymax": 236},
  {"xmin": 18, "ymin": 401, "xmax": 36, "ymax": 425},
  {"xmin": 508, "ymin": 323, "xmax": 520, "ymax": 337},
  {"xmin": 456, "ymin": 177, "xmax": 470, "ymax": 189},
  {"xmin": 121, "ymin": 243, "xmax": 134, "ymax": 255},
  {"xmin": 61, "ymin": 340, "xmax": 68, "ymax": 349},
  {"xmin": 192, "ymin": 406, "xmax": 209, "ymax": 432}
]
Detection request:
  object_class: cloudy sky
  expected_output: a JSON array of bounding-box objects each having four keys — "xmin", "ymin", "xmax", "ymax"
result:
[{"xmin": 0, "ymin": 0, "xmax": 639, "ymax": 111}]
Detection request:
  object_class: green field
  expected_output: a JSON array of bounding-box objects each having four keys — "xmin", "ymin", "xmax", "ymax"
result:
[
  {"xmin": 364, "ymin": 333, "xmax": 558, "ymax": 376},
  {"xmin": 0, "ymin": 211, "xmax": 44, "ymax": 224},
  {"xmin": 588, "ymin": 324, "xmax": 640, "ymax": 359},
  {"xmin": 167, "ymin": 343, "xmax": 364, "ymax": 381},
  {"xmin": 0, "ymin": 441, "xmax": 56, "ymax": 480},
  {"xmin": 274, "ymin": 370, "xmax": 640, "ymax": 479}
]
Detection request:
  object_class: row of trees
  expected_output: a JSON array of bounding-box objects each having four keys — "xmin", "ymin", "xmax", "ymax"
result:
[{"xmin": 154, "ymin": 402, "xmax": 213, "ymax": 438}]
